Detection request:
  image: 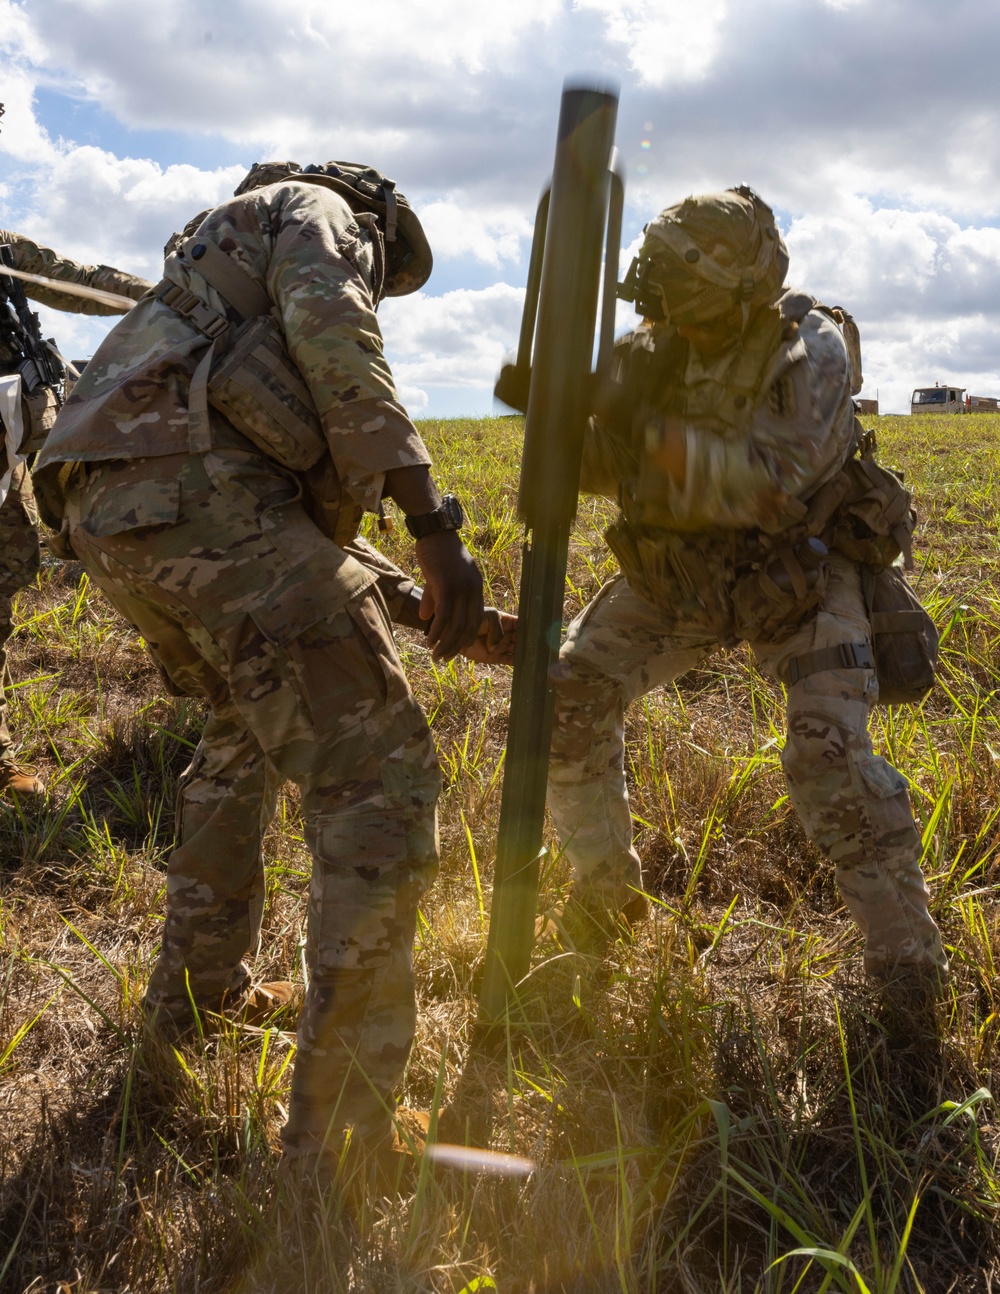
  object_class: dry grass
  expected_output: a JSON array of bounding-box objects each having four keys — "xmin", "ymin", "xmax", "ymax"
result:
[{"xmin": 1, "ymin": 412, "xmax": 999, "ymax": 1292}]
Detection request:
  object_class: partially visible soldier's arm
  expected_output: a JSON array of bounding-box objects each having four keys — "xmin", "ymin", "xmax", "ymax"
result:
[
  {"xmin": 258, "ymin": 186, "xmax": 482, "ymax": 658},
  {"xmin": 344, "ymin": 535, "xmax": 515, "ymax": 663},
  {"xmin": 641, "ymin": 312, "xmax": 855, "ymax": 533},
  {"xmin": 0, "ymin": 229, "xmax": 151, "ymax": 315}
]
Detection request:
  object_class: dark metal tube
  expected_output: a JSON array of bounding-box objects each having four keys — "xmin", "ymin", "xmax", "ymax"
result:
[
  {"xmin": 478, "ymin": 83, "xmax": 618, "ymax": 1025},
  {"xmin": 516, "ymin": 189, "xmax": 549, "ymax": 371},
  {"xmin": 597, "ymin": 153, "xmax": 626, "ymax": 380}
]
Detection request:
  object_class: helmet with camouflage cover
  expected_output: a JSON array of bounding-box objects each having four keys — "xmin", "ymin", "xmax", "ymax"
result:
[
  {"xmin": 619, "ymin": 185, "xmax": 788, "ymax": 330},
  {"xmin": 233, "ymin": 160, "xmax": 432, "ymax": 297}
]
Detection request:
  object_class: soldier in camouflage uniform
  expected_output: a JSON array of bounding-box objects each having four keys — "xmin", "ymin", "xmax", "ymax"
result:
[
  {"xmin": 35, "ymin": 161, "xmax": 498, "ymax": 1172},
  {"xmin": 547, "ymin": 187, "xmax": 947, "ymax": 979},
  {"xmin": 0, "ymin": 228, "xmax": 150, "ymax": 795}
]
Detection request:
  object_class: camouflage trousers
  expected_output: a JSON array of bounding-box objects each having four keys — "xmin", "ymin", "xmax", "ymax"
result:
[
  {"xmin": 0, "ymin": 465, "xmax": 41, "ymax": 761},
  {"xmin": 548, "ymin": 554, "xmax": 947, "ymax": 974},
  {"xmin": 66, "ymin": 448, "xmax": 441, "ymax": 1159}
]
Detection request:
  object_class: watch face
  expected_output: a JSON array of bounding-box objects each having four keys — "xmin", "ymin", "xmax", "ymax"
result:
[
  {"xmin": 440, "ymin": 494, "xmax": 464, "ymax": 528},
  {"xmin": 405, "ymin": 494, "xmax": 463, "ymax": 539}
]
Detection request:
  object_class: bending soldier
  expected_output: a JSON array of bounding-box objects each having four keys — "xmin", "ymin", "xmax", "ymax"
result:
[
  {"xmin": 35, "ymin": 159, "xmax": 510, "ymax": 1175},
  {"xmin": 546, "ymin": 187, "xmax": 947, "ymax": 981},
  {"xmin": 0, "ymin": 228, "xmax": 151, "ymax": 795}
]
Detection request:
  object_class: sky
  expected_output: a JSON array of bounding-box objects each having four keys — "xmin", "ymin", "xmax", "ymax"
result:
[{"xmin": 2, "ymin": 0, "xmax": 1000, "ymax": 418}]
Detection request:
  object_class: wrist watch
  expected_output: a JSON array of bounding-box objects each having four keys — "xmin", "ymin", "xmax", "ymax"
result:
[{"xmin": 404, "ymin": 493, "xmax": 464, "ymax": 540}]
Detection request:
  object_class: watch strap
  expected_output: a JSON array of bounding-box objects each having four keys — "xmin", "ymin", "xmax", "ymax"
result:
[{"xmin": 404, "ymin": 493, "xmax": 464, "ymax": 539}]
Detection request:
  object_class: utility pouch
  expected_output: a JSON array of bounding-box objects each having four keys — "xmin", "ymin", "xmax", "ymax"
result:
[
  {"xmin": 157, "ymin": 234, "xmax": 329, "ymax": 474},
  {"xmin": 827, "ymin": 456, "xmax": 915, "ymax": 571},
  {"xmin": 864, "ymin": 565, "xmax": 938, "ymax": 705},
  {"xmin": 605, "ymin": 516, "xmax": 736, "ymax": 638},
  {"xmin": 731, "ymin": 542, "xmax": 829, "ymax": 643},
  {"xmin": 207, "ymin": 315, "xmax": 327, "ymax": 472},
  {"xmin": 300, "ymin": 454, "xmax": 365, "ymax": 547}
]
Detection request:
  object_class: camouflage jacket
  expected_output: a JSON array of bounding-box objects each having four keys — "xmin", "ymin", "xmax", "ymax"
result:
[
  {"xmin": 587, "ymin": 289, "xmax": 855, "ymax": 536},
  {"xmin": 35, "ymin": 183, "xmax": 430, "ymax": 518},
  {"xmin": 0, "ymin": 229, "xmax": 151, "ymax": 315}
]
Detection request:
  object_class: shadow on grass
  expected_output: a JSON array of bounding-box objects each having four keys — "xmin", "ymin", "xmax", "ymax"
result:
[
  {"xmin": 647, "ymin": 975, "xmax": 999, "ymax": 1292},
  {"xmin": 0, "ymin": 698, "xmax": 203, "ymax": 875},
  {"xmin": 0, "ymin": 1024, "xmax": 272, "ymax": 1292}
]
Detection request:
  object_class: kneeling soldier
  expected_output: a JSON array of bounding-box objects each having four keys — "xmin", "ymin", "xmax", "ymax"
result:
[{"xmin": 546, "ymin": 187, "xmax": 946, "ymax": 981}]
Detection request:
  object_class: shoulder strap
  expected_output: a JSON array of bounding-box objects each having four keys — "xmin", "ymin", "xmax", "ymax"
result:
[
  {"xmin": 179, "ymin": 235, "xmax": 271, "ymax": 321},
  {"xmin": 152, "ymin": 234, "xmax": 274, "ymax": 341}
]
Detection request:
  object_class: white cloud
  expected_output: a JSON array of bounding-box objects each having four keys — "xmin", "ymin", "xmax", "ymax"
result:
[
  {"xmin": 781, "ymin": 202, "xmax": 1000, "ymax": 411},
  {"xmin": 576, "ymin": 0, "xmax": 728, "ymax": 85},
  {"xmin": 855, "ymin": 316, "xmax": 1000, "ymax": 416},
  {"xmin": 15, "ymin": 148, "xmax": 243, "ymax": 279},
  {"xmin": 0, "ymin": 67, "xmax": 59, "ymax": 164},
  {"xmin": 417, "ymin": 202, "xmax": 532, "ymax": 268},
  {"xmin": 786, "ymin": 203, "xmax": 1000, "ymax": 322},
  {"xmin": 380, "ymin": 283, "xmax": 525, "ymax": 408}
]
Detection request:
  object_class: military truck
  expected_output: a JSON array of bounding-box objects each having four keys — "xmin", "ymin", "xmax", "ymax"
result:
[
  {"xmin": 910, "ymin": 383, "xmax": 965, "ymax": 414},
  {"xmin": 910, "ymin": 383, "xmax": 1000, "ymax": 414}
]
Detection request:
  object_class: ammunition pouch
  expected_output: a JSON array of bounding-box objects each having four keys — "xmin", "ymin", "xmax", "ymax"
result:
[
  {"xmin": 607, "ymin": 518, "xmax": 832, "ymax": 646},
  {"xmin": 823, "ymin": 454, "xmax": 914, "ymax": 571},
  {"xmin": 605, "ymin": 516, "xmax": 738, "ymax": 641},
  {"xmin": 156, "ymin": 235, "xmax": 327, "ymax": 474},
  {"xmin": 206, "ymin": 315, "xmax": 326, "ymax": 472},
  {"xmin": 580, "ymin": 414, "xmax": 638, "ymax": 501},
  {"xmin": 153, "ymin": 236, "xmax": 360, "ymax": 544},
  {"xmin": 300, "ymin": 455, "xmax": 365, "ymax": 548},
  {"xmin": 32, "ymin": 459, "xmax": 83, "ymax": 554}
]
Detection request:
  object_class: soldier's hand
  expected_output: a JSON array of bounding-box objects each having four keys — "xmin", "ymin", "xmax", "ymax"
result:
[
  {"xmin": 643, "ymin": 413, "xmax": 688, "ymax": 486},
  {"xmin": 414, "ymin": 531, "xmax": 484, "ymax": 661},
  {"xmin": 461, "ymin": 608, "xmax": 517, "ymax": 665}
]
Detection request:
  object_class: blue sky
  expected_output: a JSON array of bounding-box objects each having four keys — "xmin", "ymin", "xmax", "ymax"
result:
[{"xmin": 4, "ymin": 0, "xmax": 1000, "ymax": 417}]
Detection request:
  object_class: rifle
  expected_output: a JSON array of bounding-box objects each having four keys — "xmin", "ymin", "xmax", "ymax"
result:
[
  {"xmin": 477, "ymin": 82, "xmax": 624, "ymax": 1025},
  {"xmin": 0, "ymin": 244, "xmax": 65, "ymax": 395}
]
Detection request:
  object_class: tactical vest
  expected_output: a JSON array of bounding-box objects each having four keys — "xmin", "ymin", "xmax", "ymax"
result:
[
  {"xmin": 152, "ymin": 232, "xmax": 364, "ymax": 547},
  {"xmin": 591, "ymin": 293, "xmax": 914, "ymax": 646}
]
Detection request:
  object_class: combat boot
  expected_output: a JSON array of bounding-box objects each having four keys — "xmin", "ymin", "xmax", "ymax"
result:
[
  {"xmin": 0, "ymin": 760, "xmax": 46, "ymax": 798},
  {"xmin": 145, "ymin": 979, "xmax": 304, "ymax": 1034},
  {"xmin": 282, "ymin": 1107, "xmax": 430, "ymax": 1206},
  {"xmin": 537, "ymin": 888, "xmax": 649, "ymax": 955}
]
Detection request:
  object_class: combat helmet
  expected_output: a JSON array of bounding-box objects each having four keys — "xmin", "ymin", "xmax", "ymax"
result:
[
  {"xmin": 234, "ymin": 160, "xmax": 432, "ymax": 296},
  {"xmin": 619, "ymin": 185, "xmax": 788, "ymax": 330}
]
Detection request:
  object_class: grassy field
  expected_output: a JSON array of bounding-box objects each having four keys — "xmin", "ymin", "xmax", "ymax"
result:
[{"xmin": 1, "ymin": 412, "xmax": 999, "ymax": 1292}]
